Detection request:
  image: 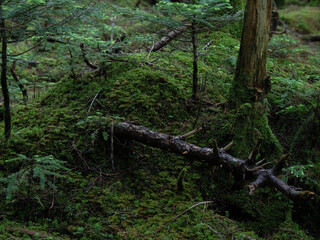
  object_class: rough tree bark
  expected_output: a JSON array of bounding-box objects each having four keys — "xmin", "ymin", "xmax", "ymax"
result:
[
  {"xmin": 114, "ymin": 122, "xmax": 317, "ymax": 201},
  {"xmin": 229, "ymin": 0, "xmax": 282, "ymax": 159},
  {"xmin": 0, "ymin": 0, "xmax": 11, "ymax": 139}
]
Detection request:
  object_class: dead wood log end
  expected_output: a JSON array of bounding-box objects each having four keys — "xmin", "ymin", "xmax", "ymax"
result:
[{"xmin": 247, "ymin": 184, "xmax": 256, "ymax": 195}]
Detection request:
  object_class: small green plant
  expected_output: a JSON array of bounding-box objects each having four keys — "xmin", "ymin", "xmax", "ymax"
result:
[
  {"xmin": 0, "ymin": 154, "xmax": 68, "ymax": 207},
  {"xmin": 282, "ymin": 164, "xmax": 320, "ymax": 191},
  {"xmin": 268, "ymin": 35, "xmax": 300, "ymax": 58}
]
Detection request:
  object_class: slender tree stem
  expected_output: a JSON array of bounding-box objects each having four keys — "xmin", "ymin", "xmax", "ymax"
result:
[
  {"xmin": 192, "ymin": 21, "xmax": 198, "ymax": 99},
  {"xmin": 0, "ymin": 0, "xmax": 11, "ymax": 139}
]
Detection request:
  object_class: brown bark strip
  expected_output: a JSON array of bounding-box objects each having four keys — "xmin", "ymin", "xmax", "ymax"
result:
[
  {"xmin": 10, "ymin": 60, "xmax": 28, "ymax": 103},
  {"xmin": 114, "ymin": 122, "xmax": 317, "ymax": 201}
]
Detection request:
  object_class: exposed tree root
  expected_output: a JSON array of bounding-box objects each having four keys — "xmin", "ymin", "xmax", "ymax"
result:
[{"xmin": 114, "ymin": 122, "xmax": 318, "ymax": 201}]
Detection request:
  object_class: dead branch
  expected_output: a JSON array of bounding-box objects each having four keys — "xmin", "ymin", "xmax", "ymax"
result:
[
  {"xmin": 87, "ymin": 88, "xmax": 103, "ymax": 115},
  {"xmin": 114, "ymin": 122, "xmax": 318, "ymax": 201},
  {"xmin": 175, "ymin": 126, "xmax": 202, "ymax": 140},
  {"xmin": 147, "ymin": 25, "xmax": 189, "ymax": 52},
  {"xmin": 80, "ymin": 43, "xmax": 98, "ymax": 70},
  {"xmin": 246, "ymin": 160, "xmax": 275, "ymax": 172},
  {"xmin": 223, "ymin": 141, "xmax": 233, "ymax": 151},
  {"xmin": 153, "ymin": 201, "xmax": 213, "ymax": 235},
  {"xmin": 5, "ymin": 227, "xmax": 52, "ymax": 239},
  {"xmin": 247, "ymin": 138, "xmax": 262, "ymax": 164},
  {"xmin": 111, "ymin": 121, "xmax": 115, "ymax": 172},
  {"xmin": 203, "ymin": 222, "xmax": 226, "ymax": 240},
  {"xmin": 10, "ymin": 60, "xmax": 28, "ymax": 103},
  {"xmin": 8, "ymin": 39, "xmax": 45, "ymax": 57}
]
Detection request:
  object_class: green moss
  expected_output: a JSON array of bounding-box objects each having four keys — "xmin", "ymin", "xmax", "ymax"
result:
[{"xmin": 231, "ymin": 101, "xmax": 282, "ymax": 160}]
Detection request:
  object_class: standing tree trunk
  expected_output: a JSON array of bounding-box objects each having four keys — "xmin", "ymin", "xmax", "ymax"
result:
[
  {"xmin": 229, "ymin": 0, "xmax": 282, "ymax": 159},
  {"xmin": 191, "ymin": 21, "xmax": 198, "ymax": 99},
  {"xmin": 0, "ymin": 0, "xmax": 11, "ymax": 140}
]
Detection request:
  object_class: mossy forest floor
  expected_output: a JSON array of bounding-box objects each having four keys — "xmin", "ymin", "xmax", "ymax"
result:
[{"xmin": 0, "ymin": 3, "xmax": 320, "ymax": 240}]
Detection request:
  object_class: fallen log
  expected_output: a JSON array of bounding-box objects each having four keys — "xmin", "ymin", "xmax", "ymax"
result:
[
  {"xmin": 302, "ymin": 34, "xmax": 320, "ymax": 42},
  {"xmin": 5, "ymin": 227, "xmax": 52, "ymax": 239},
  {"xmin": 114, "ymin": 122, "xmax": 317, "ymax": 201}
]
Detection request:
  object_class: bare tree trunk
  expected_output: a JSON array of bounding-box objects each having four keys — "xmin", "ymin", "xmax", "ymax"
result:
[
  {"xmin": 232, "ymin": 0, "xmax": 273, "ymax": 99},
  {"xmin": 0, "ymin": 1, "xmax": 11, "ymax": 140},
  {"xmin": 229, "ymin": 0, "xmax": 282, "ymax": 159}
]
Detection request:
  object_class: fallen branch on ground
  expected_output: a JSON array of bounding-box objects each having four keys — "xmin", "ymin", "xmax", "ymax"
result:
[{"xmin": 302, "ymin": 34, "xmax": 320, "ymax": 42}]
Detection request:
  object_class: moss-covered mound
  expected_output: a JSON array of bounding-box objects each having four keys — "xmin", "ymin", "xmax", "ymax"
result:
[{"xmin": 280, "ymin": 6, "xmax": 320, "ymax": 34}]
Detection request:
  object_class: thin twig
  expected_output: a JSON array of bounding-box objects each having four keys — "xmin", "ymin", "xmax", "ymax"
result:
[
  {"xmin": 175, "ymin": 127, "xmax": 203, "ymax": 140},
  {"xmin": 87, "ymin": 88, "xmax": 102, "ymax": 115},
  {"xmin": 80, "ymin": 43, "xmax": 98, "ymax": 70},
  {"xmin": 203, "ymin": 222, "xmax": 226, "ymax": 240},
  {"xmin": 152, "ymin": 201, "xmax": 213, "ymax": 235},
  {"xmin": 147, "ymin": 43, "xmax": 154, "ymax": 59},
  {"xmin": 72, "ymin": 141, "xmax": 91, "ymax": 170},
  {"xmin": 8, "ymin": 39, "xmax": 45, "ymax": 57},
  {"xmin": 111, "ymin": 120, "xmax": 115, "ymax": 172},
  {"xmin": 10, "ymin": 60, "xmax": 28, "ymax": 103},
  {"xmin": 246, "ymin": 161, "xmax": 275, "ymax": 172},
  {"xmin": 202, "ymin": 39, "xmax": 214, "ymax": 51},
  {"xmin": 10, "ymin": 235, "xmax": 19, "ymax": 240},
  {"xmin": 223, "ymin": 141, "xmax": 233, "ymax": 151}
]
